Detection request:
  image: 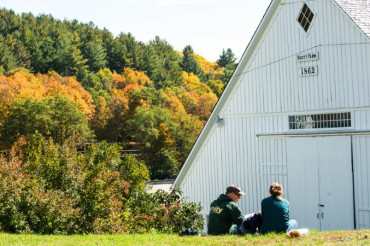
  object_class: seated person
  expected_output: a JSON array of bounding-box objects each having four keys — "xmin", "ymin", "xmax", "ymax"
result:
[
  {"xmin": 260, "ymin": 182, "xmax": 298, "ymax": 234},
  {"xmin": 207, "ymin": 185, "xmax": 245, "ymax": 235}
]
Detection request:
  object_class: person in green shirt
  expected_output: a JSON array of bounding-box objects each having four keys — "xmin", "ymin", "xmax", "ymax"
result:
[
  {"xmin": 207, "ymin": 185, "xmax": 245, "ymax": 235},
  {"xmin": 260, "ymin": 182, "xmax": 298, "ymax": 234}
]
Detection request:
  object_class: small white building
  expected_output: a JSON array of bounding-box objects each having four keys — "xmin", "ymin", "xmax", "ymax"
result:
[
  {"xmin": 173, "ymin": 0, "xmax": 370, "ymax": 231},
  {"xmin": 146, "ymin": 180, "xmax": 174, "ymax": 193}
]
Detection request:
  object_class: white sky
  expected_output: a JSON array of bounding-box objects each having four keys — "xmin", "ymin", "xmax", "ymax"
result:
[{"xmin": 0, "ymin": 0, "xmax": 272, "ymax": 62}]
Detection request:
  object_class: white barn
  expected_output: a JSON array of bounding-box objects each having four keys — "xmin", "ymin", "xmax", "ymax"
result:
[{"xmin": 173, "ymin": 0, "xmax": 370, "ymax": 231}]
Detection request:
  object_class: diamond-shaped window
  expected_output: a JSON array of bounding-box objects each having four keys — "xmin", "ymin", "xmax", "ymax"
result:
[{"xmin": 297, "ymin": 3, "xmax": 314, "ymax": 32}]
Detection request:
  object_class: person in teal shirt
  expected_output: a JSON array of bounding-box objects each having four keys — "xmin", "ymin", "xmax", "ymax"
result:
[
  {"xmin": 260, "ymin": 183, "xmax": 297, "ymax": 234},
  {"xmin": 207, "ymin": 185, "xmax": 245, "ymax": 235}
]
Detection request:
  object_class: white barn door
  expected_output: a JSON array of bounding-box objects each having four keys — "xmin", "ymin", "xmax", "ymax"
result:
[
  {"xmin": 287, "ymin": 136, "xmax": 354, "ymax": 231},
  {"xmin": 352, "ymin": 136, "xmax": 370, "ymax": 229}
]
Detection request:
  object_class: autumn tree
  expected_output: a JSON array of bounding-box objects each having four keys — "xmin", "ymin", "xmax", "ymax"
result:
[
  {"xmin": 206, "ymin": 79, "xmax": 225, "ymax": 97},
  {"xmin": 1, "ymin": 95, "xmax": 93, "ymax": 147}
]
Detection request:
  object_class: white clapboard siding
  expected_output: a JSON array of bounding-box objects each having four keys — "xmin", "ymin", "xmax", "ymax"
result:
[
  {"xmin": 223, "ymin": 0, "xmax": 370, "ymax": 116},
  {"xmin": 352, "ymin": 135, "xmax": 370, "ymax": 229},
  {"xmin": 175, "ymin": 0, "xmax": 370, "ymax": 231}
]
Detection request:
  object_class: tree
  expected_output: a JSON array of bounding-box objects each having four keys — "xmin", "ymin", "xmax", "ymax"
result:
[
  {"xmin": 181, "ymin": 45, "xmax": 204, "ymax": 80},
  {"xmin": 217, "ymin": 48, "xmax": 238, "ymax": 83},
  {"xmin": 217, "ymin": 48, "xmax": 237, "ymax": 68},
  {"xmin": 82, "ymin": 41, "xmax": 106, "ymax": 72},
  {"xmin": 126, "ymin": 106, "xmax": 178, "ymax": 179},
  {"xmin": 1, "ymin": 95, "xmax": 93, "ymax": 147},
  {"xmin": 90, "ymin": 96, "xmax": 112, "ymax": 140},
  {"xmin": 0, "ymin": 36, "xmax": 18, "ymax": 72},
  {"xmin": 118, "ymin": 154, "xmax": 149, "ymax": 193},
  {"xmin": 206, "ymin": 79, "xmax": 225, "ymax": 97},
  {"xmin": 47, "ymin": 95, "xmax": 93, "ymax": 144},
  {"xmin": 117, "ymin": 32, "xmax": 144, "ymax": 70},
  {"xmin": 153, "ymin": 150, "xmax": 179, "ymax": 179},
  {"xmin": 144, "ymin": 36, "xmax": 184, "ymax": 89}
]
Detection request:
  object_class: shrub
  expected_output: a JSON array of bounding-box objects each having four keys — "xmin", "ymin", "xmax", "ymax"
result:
[
  {"xmin": 0, "ymin": 135, "xmax": 204, "ymax": 234},
  {"xmin": 124, "ymin": 189, "xmax": 204, "ymax": 233},
  {"xmin": 0, "ymin": 136, "xmax": 130, "ymax": 234}
]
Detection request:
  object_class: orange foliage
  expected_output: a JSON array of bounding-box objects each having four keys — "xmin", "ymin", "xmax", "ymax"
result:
[
  {"xmin": 42, "ymin": 72, "xmax": 95, "ymax": 117},
  {"xmin": 112, "ymin": 68, "xmax": 152, "ymax": 90},
  {"xmin": 123, "ymin": 83, "xmax": 143, "ymax": 95},
  {"xmin": 0, "ymin": 71, "xmax": 95, "ymax": 118},
  {"xmin": 122, "ymin": 67, "xmax": 152, "ymax": 86},
  {"xmin": 195, "ymin": 93, "xmax": 218, "ymax": 121},
  {"xmin": 0, "ymin": 71, "xmax": 45, "ymax": 106},
  {"xmin": 162, "ymin": 91, "xmax": 186, "ymax": 113},
  {"xmin": 110, "ymin": 88, "xmax": 129, "ymax": 113}
]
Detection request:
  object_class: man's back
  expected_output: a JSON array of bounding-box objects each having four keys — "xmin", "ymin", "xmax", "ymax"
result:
[{"xmin": 207, "ymin": 194, "xmax": 243, "ymax": 235}]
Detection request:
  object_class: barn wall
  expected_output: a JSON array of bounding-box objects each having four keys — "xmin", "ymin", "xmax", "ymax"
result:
[
  {"xmin": 181, "ymin": 110, "xmax": 370, "ymax": 229},
  {"xmin": 223, "ymin": 0, "xmax": 370, "ymax": 115},
  {"xmin": 181, "ymin": 116, "xmax": 290, "ymax": 216},
  {"xmin": 179, "ymin": 0, "xmax": 370, "ymax": 230}
]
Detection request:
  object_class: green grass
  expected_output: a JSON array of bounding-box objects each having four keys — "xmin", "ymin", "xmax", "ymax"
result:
[{"xmin": 0, "ymin": 230, "xmax": 369, "ymax": 246}]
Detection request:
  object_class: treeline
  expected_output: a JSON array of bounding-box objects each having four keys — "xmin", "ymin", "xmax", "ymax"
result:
[{"xmin": 0, "ymin": 8, "xmax": 237, "ymax": 180}]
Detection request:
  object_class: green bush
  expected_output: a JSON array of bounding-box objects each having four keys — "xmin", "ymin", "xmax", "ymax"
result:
[
  {"xmin": 0, "ymin": 135, "xmax": 130, "ymax": 234},
  {"xmin": 0, "ymin": 134, "xmax": 204, "ymax": 234},
  {"xmin": 124, "ymin": 189, "xmax": 204, "ymax": 233}
]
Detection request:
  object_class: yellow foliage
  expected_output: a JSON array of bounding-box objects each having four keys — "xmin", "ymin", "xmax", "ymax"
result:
[
  {"xmin": 193, "ymin": 54, "xmax": 217, "ymax": 74},
  {"xmin": 182, "ymin": 72, "xmax": 211, "ymax": 95},
  {"xmin": 112, "ymin": 68, "xmax": 152, "ymax": 90},
  {"xmin": 0, "ymin": 71, "xmax": 95, "ymax": 118},
  {"xmin": 158, "ymin": 123, "xmax": 176, "ymax": 148},
  {"xmin": 162, "ymin": 91, "xmax": 186, "ymax": 113},
  {"xmin": 110, "ymin": 88, "xmax": 129, "ymax": 112},
  {"xmin": 193, "ymin": 54, "xmax": 225, "ymax": 80}
]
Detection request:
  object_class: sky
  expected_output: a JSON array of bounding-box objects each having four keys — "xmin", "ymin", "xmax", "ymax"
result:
[{"xmin": 0, "ymin": 0, "xmax": 272, "ymax": 62}]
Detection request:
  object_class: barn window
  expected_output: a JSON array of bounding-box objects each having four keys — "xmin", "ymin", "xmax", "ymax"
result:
[
  {"xmin": 289, "ymin": 112, "xmax": 351, "ymax": 129},
  {"xmin": 297, "ymin": 3, "xmax": 314, "ymax": 32}
]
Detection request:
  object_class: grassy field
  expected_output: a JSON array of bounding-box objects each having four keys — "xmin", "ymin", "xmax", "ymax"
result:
[{"xmin": 0, "ymin": 230, "xmax": 369, "ymax": 246}]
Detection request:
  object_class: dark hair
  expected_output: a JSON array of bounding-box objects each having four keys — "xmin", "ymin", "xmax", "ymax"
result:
[
  {"xmin": 225, "ymin": 185, "xmax": 244, "ymax": 196},
  {"xmin": 269, "ymin": 182, "xmax": 283, "ymax": 202}
]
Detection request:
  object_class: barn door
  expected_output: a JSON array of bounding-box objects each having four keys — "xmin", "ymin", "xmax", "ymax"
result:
[
  {"xmin": 287, "ymin": 136, "xmax": 354, "ymax": 231},
  {"xmin": 286, "ymin": 137, "xmax": 320, "ymax": 230},
  {"xmin": 352, "ymin": 135, "xmax": 370, "ymax": 229}
]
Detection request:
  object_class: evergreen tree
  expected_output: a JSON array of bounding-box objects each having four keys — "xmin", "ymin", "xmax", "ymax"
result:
[
  {"xmin": 0, "ymin": 37, "xmax": 18, "ymax": 72},
  {"xmin": 217, "ymin": 48, "xmax": 237, "ymax": 68},
  {"xmin": 145, "ymin": 36, "xmax": 183, "ymax": 89},
  {"xmin": 181, "ymin": 45, "xmax": 205, "ymax": 81},
  {"xmin": 82, "ymin": 41, "xmax": 106, "ymax": 72}
]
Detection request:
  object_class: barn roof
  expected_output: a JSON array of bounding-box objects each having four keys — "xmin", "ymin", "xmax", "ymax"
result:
[
  {"xmin": 335, "ymin": 0, "xmax": 370, "ymax": 37},
  {"xmin": 173, "ymin": 0, "xmax": 370, "ymax": 189}
]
